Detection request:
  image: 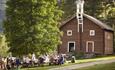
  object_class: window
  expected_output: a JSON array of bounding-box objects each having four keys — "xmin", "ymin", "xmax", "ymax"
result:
[
  {"xmin": 67, "ymin": 30, "xmax": 72, "ymax": 36},
  {"xmin": 90, "ymin": 30, "xmax": 95, "ymax": 36}
]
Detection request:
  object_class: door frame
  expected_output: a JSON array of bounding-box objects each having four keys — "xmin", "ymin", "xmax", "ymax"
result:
[
  {"xmin": 86, "ymin": 41, "xmax": 94, "ymax": 53},
  {"xmin": 68, "ymin": 41, "xmax": 75, "ymax": 52}
]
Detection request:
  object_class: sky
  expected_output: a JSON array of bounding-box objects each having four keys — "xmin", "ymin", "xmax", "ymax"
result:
[
  {"xmin": 0, "ymin": 0, "xmax": 6, "ymax": 31},
  {"xmin": 0, "ymin": 0, "xmax": 6, "ymax": 20}
]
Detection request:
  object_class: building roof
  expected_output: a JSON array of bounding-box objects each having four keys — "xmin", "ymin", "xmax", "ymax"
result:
[{"xmin": 60, "ymin": 14, "xmax": 113, "ymax": 31}]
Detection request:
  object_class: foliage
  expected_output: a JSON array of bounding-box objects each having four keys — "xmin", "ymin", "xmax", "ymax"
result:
[
  {"xmin": 66, "ymin": 51, "xmax": 85, "ymax": 60},
  {"xmin": 60, "ymin": 0, "xmax": 115, "ymax": 23},
  {"xmin": 60, "ymin": 0, "xmax": 76, "ymax": 20},
  {"xmin": 4, "ymin": 0, "xmax": 62, "ymax": 56},
  {"xmin": 0, "ymin": 34, "xmax": 8, "ymax": 57},
  {"xmin": 72, "ymin": 52, "xmax": 85, "ymax": 59}
]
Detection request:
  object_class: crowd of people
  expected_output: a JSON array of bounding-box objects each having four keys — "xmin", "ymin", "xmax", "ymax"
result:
[
  {"xmin": 0, "ymin": 57, "xmax": 20, "ymax": 70},
  {"xmin": 0, "ymin": 53, "xmax": 67, "ymax": 70}
]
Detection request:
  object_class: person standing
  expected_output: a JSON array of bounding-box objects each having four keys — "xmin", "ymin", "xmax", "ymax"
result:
[
  {"xmin": 32, "ymin": 53, "xmax": 36, "ymax": 62},
  {"xmin": 3, "ymin": 57, "xmax": 7, "ymax": 70}
]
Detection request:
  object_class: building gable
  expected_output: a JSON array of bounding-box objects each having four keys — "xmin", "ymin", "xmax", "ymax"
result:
[{"xmin": 60, "ymin": 14, "xmax": 113, "ymax": 31}]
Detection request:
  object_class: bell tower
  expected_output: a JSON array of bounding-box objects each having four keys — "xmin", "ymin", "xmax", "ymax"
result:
[{"xmin": 76, "ymin": 0, "xmax": 84, "ymax": 32}]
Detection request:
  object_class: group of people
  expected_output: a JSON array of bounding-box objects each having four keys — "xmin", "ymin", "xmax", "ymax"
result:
[
  {"xmin": 49, "ymin": 54, "xmax": 65, "ymax": 65},
  {"xmin": 0, "ymin": 54, "xmax": 66, "ymax": 70},
  {"xmin": 0, "ymin": 57, "xmax": 20, "ymax": 70},
  {"xmin": 22, "ymin": 54, "xmax": 65, "ymax": 67}
]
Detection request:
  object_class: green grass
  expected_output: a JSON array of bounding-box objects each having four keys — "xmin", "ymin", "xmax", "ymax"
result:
[
  {"xmin": 21, "ymin": 66, "xmax": 58, "ymax": 70},
  {"xmin": 20, "ymin": 64, "xmax": 72, "ymax": 70},
  {"xmin": 76, "ymin": 62, "xmax": 115, "ymax": 70},
  {"xmin": 74, "ymin": 55, "xmax": 115, "ymax": 64},
  {"xmin": 20, "ymin": 55, "xmax": 115, "ymax": 70}
]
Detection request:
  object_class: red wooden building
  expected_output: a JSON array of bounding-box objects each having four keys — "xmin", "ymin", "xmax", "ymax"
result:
[{"xmin": 58, "ymin": 14, "xmax": 114, "ymax": 55}]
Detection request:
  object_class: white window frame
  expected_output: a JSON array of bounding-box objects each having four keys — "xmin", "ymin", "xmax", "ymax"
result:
[
  {"xmin": 86, "ymin": 41, "xmax": 94, "ymax": 52},
  {"xmin": 67, "ymin": 30, "xmax": 72, "ymax": 36},
  {"xmin": 90, "ymin": 30, "xmax": 95, "ymax": 36},
  {"xmin": 68, "ymin": 41, "xmax": 75, "ymax": 52}
]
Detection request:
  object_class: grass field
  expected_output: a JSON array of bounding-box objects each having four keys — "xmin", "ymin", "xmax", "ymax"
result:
[
  {"xmin": 76, "ymin": 62, "xmax": 115, "ymax": 70},
  {"xmin": 21, "ymin": 66, "xmax": 59, "ymax": 70},
  {"xmin": 20, "ymin": 55, "xmax": 115, "ymax": 70},
  {"xmin": 75, "ymin": 55, "xmax": 115, "ymax": 64}
]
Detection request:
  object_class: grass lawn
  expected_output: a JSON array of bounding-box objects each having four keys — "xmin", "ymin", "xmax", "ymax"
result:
[
  {"xmin": 21, "ymin": 65, "xmax": 60, "ymax": 70},
  {"xmin": 76, "ymin": 62, "xmax": 115, "ymax": 70},
  {"xmin": 20, "ymin": 55, "xmax": 115, "ymax": 70},
  {"xmin": 75, "ymin": 55, "xmax": 115, "ymax": 64},
  {"xmin": 20, "ymin": 63, "xmax": 72, "ymax": 70}
]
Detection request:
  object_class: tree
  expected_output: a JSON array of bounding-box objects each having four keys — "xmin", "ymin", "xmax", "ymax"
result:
[
  {"xmin": 61, "ymin": 0, "xmax": 76, "ymax": 20},
  {"xmin": 106, "ymin": 1, "xmax": 115, "ymax": 24},
  {"xmin": 60, "ymin": 0, "xmax": 114, "ymax": 22},
  {"xmin": 84, "ymin": 0, "xmax": 106, "ymax": 19},
  {"xmin": 60, "ymin": 0, "xmax": 107, "ymax": 20},
  {"xmin": 4, "ymin": 0, "xmax": 62, "ymax": 56}
]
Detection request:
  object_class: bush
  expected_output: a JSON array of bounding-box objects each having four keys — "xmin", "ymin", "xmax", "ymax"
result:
[
  {"xmin": 74, "ymin": 52, "xmax": 84, "ymax": 59},
  {"xmin": 66, "ymin": 51, "xmax": 85, "ymax": 60}
]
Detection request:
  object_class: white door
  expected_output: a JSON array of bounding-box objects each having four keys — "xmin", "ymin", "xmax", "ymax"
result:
[{"xmin": 86, "ymin": 41, "xmax": 94, "ymax": 53}]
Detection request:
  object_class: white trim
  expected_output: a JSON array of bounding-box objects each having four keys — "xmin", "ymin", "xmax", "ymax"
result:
[
  {"xmin": 76, "ymin": 0, "xmax": 84, "ymax": 33},
  {"xmin": 78, "ymin": 23, "xmax": 79, "ymax": 32},
  {"xmin": 81, "ymin": 24, "xmax": 83, "ymax": 32},
  {"xmin": 68, "ymin": 41, "xmax": 75, "ymax": 52},
  {"xmin": 90, "ymin": 30, "xmax": 95, "ymax": 36},
  {"xmin": 86, "ymin": 41, "xmax": 94, "ymax": 52},
  {"xmin": 67, "ymin": 30, "xmax": 72, "ymax": 36},
  {"xmin": 78, "ymin": 24, "xmax": 83, "ymax": 32}
]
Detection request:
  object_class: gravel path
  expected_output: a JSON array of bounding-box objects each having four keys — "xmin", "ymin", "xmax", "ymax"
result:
[{"xmin": 49, "ymin": 59, "xmax": 115, "ymax": 70}]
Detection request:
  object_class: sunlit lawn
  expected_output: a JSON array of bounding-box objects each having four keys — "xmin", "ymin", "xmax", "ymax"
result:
[
  {"xmin": 76, "ymin": 62, "xmax": 115, "ymax": 70},
  {"xmin": 20, "ymin": 55, "xmax": 115, "ymax": 70},
  {"xmin": 21, "ymin": 65, "xmax": 61, "ymax": 70},
  {"xmin": 75, "ymin": 55, "xmax": 115, "ymax": 64},
  {"xmin": 20, "ymin": 64, "xmax": 70, "ymax": 70}
]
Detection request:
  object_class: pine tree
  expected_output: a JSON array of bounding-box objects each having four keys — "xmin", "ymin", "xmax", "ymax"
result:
[
  {"xmin": 4, "ymin": 0, "xmax": 62, "ymax": 56},
  {"xmin": 61, "ymin": 0, "xmax": 76, "ymax": 20}
]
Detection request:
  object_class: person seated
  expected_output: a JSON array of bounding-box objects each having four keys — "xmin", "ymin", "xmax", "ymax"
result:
[
  {"xmin": 49, "ymin": 56, "xmax": 57, "ymax": 65},
  {"xmin": 44, "ymin": 55, "xmax": 50, "ymax": 64},
  {"xmin": 71, "ymin": 56, "xmax": 76, "ymax": 63},
  {"xmin": 6, "ymin": 58, "xmax": 11, "ymax": 70},
  {"xmin": 16, "ymin": 58, "xmax": 21, "ymax": 69},
  {"xmin": 10, "ymin": 60, "xmax": 15, "ymax": 69},
  {"xmin": 38, "ymin": 57, "xmax": 45, "ymax": 66},
  {"xmin": 58, "ymin": 55, "xmax": 64, "ymax": 65},
  {"xmin": 0, "ymin": 57, "xmax": 3, "ymax": 69},
  {"xmin": 25, "ymin": 56, "xmax": 31, "ymax": 67}
]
